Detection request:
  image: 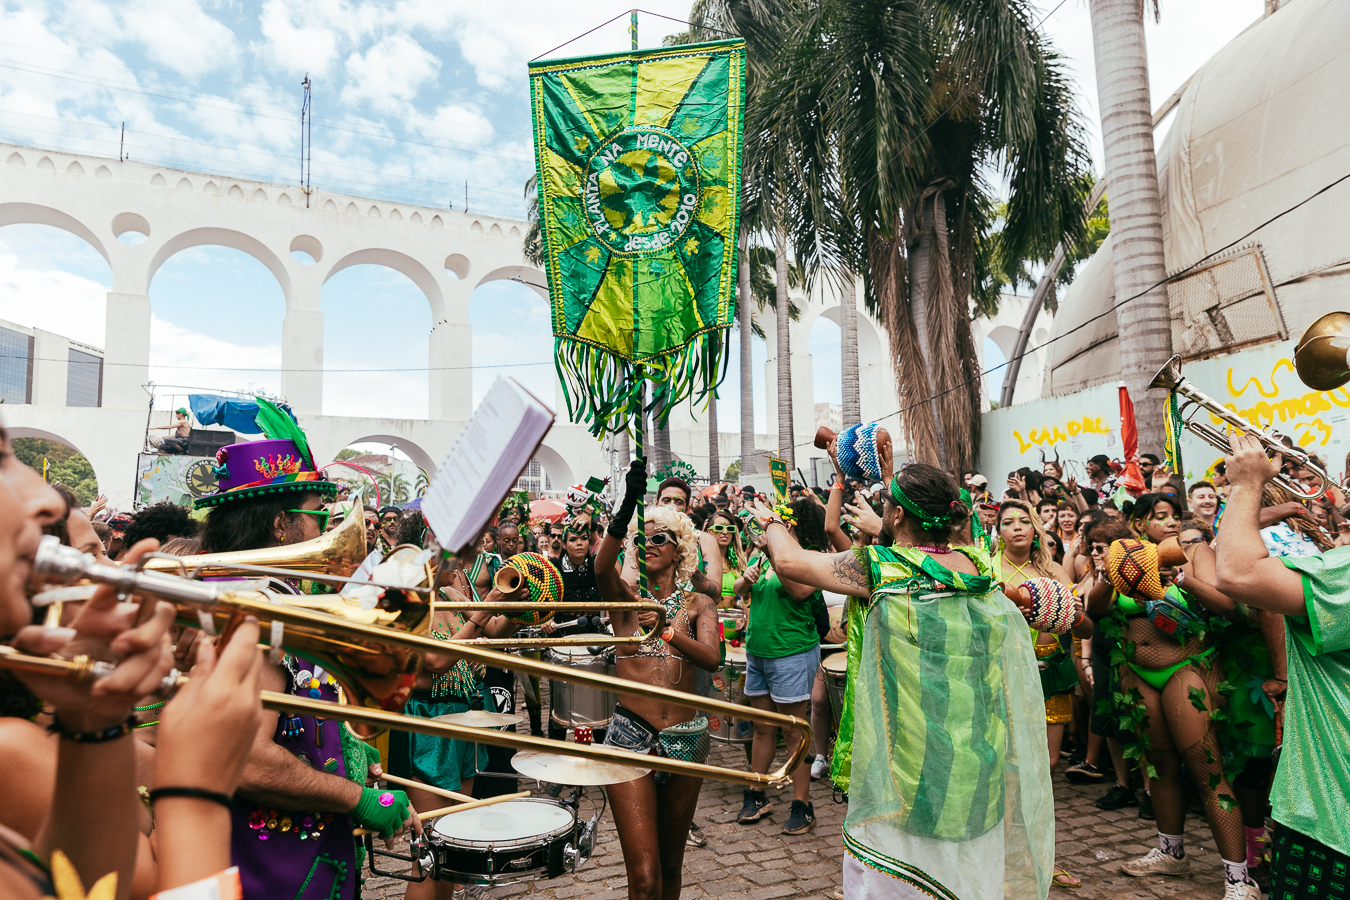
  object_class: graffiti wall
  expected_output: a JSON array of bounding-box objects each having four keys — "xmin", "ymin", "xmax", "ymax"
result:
[
  {"xmin": 979, "ymin": 338, "xmax": 1350, "ymax": 489},
  {"xmin": 134, "ymin": 453, "xmax": 219, "ymax": 510}
]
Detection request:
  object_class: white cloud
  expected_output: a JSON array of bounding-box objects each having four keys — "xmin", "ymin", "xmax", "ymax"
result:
[
  {"xmin": 149, "ymin": 316, "xmax": 282, "ymax": 396},
  {"xmin": 256, "ymin": 0, "xmax": 342, "ymax": 77},
  {"xmin": 341, "ymin": 34, "xmax": 439, "ymax": 106},
  {"xmin": 121, "ymin": 0, "xmax": 240, "ymax": 75},
  {"xmin": 0, "ymin": 251, "xmax": 107, "ymax": 346}
]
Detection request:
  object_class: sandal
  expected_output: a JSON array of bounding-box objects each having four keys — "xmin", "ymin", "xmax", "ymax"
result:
[{"xmin": 1053, "ymin": 868, "xmax": 1082, "ymax": 888}]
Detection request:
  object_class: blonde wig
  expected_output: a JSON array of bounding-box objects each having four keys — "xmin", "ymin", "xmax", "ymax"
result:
[
  {"xmin": 626, "ymin": 504, "xmax": 700, "ymax": 587},
  {"xmin": 995, "ymin": 498, "xmax": 1058, "ymax": 579}
]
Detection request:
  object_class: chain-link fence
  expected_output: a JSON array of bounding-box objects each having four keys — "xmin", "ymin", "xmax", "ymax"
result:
[{"xmin": 1166, "ymin": 243, "xmax": 1286, "ymax": 360}]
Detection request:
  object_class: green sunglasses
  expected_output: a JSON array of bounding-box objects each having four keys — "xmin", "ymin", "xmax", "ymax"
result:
[
  {"xmin": 707, "ymin": 523, "xmax": 737, "ymax": 534},
  {"xmin": 287, "ymin": 508, "xmax": 331, "ymax": 531}
]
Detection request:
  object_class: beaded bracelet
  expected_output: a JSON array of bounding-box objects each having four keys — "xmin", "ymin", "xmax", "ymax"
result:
[
  {"xmin": 48, "ymin": 715, "xmax": 135, "ymax": 743},
  {"xmin": 148, "ymin": 787, "xmax": 234, "ymax": 810}
]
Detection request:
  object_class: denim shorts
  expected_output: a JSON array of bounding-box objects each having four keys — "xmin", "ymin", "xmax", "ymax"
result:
[
  {"xmin": 603, "ymin": 706, "xmax": 710, "ymax": 785},
  {"xmin": 744, "ymin": 645, "xmax": 821, "ymax": 704}
]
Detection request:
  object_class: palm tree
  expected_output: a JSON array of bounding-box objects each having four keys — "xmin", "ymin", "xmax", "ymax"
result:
[
  {"xmin": 738, "ymin": 238, "xmax": 755, "ymax": 476},
  {"xmin": 707, "ymin": 384, "xmax": 720, "ymax": 483},
  {"xmin": 774, "ymin": 232, "xmax": 795, "ymax": 469},
  {"xmin": 760, "ymin": 0, "xmax": 1091, "ymax": 472},
  {"xmin": 522, "ymin": 175, "xmax": 543, "ymax": 267},
  {"xmin": 1089, "ymin": 0, "xmax": 1171, "ymax": 449},
  {"xmin": 840, "ymin": 272, "xmax": 861, "ymax": 425}
]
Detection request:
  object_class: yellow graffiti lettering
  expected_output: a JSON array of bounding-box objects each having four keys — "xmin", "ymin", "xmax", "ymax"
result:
[
  {"xmin": 1227, "ymin": 357, "xmax": 1295, "ymax": 399},
  {"xmin": 1011, "ymin": 416, "xmax": 1111, "ymax": 453},
  {"xmin": 1294, "ymin": 418, "xmax": 1333, "ymax": 447}
]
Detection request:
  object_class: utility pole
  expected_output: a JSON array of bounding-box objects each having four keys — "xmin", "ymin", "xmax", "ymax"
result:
[
  {"xmin": 464, "ymin": 180, "xmax": 468, "ymax": 213},
  {"xmin": 119, "ymin": 123, "xmax": 125, "ymax": 161},
  {"xmin": 300, "ymin": 76, "xmax": 313, "ymax": 207}
]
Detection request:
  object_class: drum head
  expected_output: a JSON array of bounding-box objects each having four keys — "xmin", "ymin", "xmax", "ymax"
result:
[
  {"xmin": 724, "ymin": 645, "xmax": 747, "ymax": 664},
  {"xmin": 822, "ymin": 652, "xmax": 848, "ymax": 674},
  {"xmin": 432, "ymin": 799, "xmax": 573, "ymax": 843}
]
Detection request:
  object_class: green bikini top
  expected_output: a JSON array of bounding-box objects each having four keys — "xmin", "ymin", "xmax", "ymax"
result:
[{"xmin": 1117, "ymin": 592, "xmax": 1145, "ymax": 616}]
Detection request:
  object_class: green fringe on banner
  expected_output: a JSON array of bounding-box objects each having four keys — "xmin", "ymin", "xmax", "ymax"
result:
[{"xmin": 555, "ymin": 327, "xmax": 732, "ymax": 438}]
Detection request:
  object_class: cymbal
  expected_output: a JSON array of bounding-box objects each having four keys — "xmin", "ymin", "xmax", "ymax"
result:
[
  {"xmin": 433, "ymin": 709, "xmax": 524, "ymax": 728},
  {"xmin": 511, "ymin": 750, "xmax": 650, "ymax": 785}
]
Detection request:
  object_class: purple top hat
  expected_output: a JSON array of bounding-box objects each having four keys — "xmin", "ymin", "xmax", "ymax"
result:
[{"xmin": 193, "ymin": 437, "xmax": 336, "ymax": 509}]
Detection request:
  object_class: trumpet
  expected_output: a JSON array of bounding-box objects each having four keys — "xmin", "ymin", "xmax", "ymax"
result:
[
  {"xmin": 18, "ymin": 538, "xmax": 810, "ymax": 787},
  {"xmin": 1149, "ymin": 354, "xmax": 1336, "ymax": 500}
]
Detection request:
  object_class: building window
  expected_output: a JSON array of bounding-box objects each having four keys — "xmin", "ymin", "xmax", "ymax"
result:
[
  {"xmin": 0, "ymin": 326, "xmax": 33, "ymax": 404},
  {"xmin": 67, "ymin": 349, "xmax": 102, "ymax": 408},
  {"xmin": 513, "ymin": 458, "xmax": 551, "ymax": 494}
]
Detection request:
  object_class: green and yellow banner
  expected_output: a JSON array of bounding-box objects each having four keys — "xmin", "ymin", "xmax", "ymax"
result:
[{"xmin": 529, "ymin": 39, "xmax": 746, "ymax": 436}]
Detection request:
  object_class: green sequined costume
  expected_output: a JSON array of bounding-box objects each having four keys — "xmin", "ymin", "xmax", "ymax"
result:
[{"xmin": 835, "ymin": 545, "xmax": 1054, "ymax": 900}]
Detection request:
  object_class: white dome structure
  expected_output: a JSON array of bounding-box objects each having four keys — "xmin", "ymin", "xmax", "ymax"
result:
[{"xmin": 1046, "ymin": 0, "xmax": 1350, "ymax": 396}]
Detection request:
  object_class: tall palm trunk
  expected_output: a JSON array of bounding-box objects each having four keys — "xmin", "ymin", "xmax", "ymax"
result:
[
  {"xmin": 738, "ymin": 238, "xmax": 755, "ymax": 478},
  {"xmin": 1090, "ymin": 0, "xmax": 1171, "ymax": 450},
  {"xmin": 905, "ymin": 192, "xmax": 949, "ymax": 467},
  {"xmin": 707, "ymin": 389, "xmax": 720, "ymax": 481},
  {"xmin": 840, "ymin": 271, "xmax": 861, "ymax": 426},
  {"xmin": 654, "ymin": 415, "xmax": 672, "ymax": 469},
  {"xmin": 775, "ymin": 231, "xmax": 795, "ymax": 470}
]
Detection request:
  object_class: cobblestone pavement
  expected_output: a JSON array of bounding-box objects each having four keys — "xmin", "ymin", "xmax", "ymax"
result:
[
  {"xmin": 363, "ymin": 676, "xmax": 1236, "ymax": 900},
  {"xmin": 363, "ymin": 735, "xmax": 1234, "ymax": 900}
]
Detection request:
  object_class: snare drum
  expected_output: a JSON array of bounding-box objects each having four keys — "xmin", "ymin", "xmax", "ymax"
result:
[
  {"xmin": 822, "ymin": 652, "xmax": 848, "ymax": 727},
  {"xmin": 708, "ymin": 645, "xmax": 754, "ymax": 743},
  {"xmin": 429, "ymin": 797, "xmax": 582, "ymax": 885},
  {"xmin": 545, "ymin": 636, "xmax": 617, "ymax": 729}
]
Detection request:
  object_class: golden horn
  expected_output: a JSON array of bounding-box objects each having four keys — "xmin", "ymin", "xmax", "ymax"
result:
[
  {"xmin": 22, "ymin": 546, "xmax": 810, "ymax": 787},
  {"xmin": 1294, "ymin": 311, "xmax": 1350, "ymax": 392},
  {"xmin": 1148, "ymin": 354, "xmax": 1339, "ymax": 501},
  {"xmin": 142, "ymin": 504, "xmax": 370, "ymax": 581}
]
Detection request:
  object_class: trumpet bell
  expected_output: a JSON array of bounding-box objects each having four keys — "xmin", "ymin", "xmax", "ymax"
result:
[
  {"xmin": 1294, "ymin": 311, "xmax": 1350, "ymax": 391},
  {"xmin": 1149, "ymin": 355, "xmax": 1185, "ymax": 391}
]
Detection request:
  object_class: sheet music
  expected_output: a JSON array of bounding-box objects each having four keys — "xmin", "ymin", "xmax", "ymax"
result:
[{"xmin": 422, "ymin": 377, "xmax": 554, "ymax": 552}]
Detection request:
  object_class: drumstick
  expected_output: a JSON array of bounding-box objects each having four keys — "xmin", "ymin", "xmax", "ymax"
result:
[
  {"xmin": 352, "ymin": 790, "xmax": 530, "ymax": 837},
  {"xmin": 380, "ymin": 772, "xmax": 473, "ymax": 803}
]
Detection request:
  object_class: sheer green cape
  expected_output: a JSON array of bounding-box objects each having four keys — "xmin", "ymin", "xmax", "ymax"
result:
[{"xmin": 836, "ymin": 545, "xmax": 1054, "ymax": 900}]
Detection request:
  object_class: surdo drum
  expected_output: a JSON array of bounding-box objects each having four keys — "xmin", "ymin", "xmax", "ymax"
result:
[
  {"xmin": 708, "ymin": 644, "xmax": 754, "ymax": 743},
  {"xmin": 821, "ymin": 652, "xmax": 848, "ymax": 728},
  {"xmin": 545, "ymin": 636, "xmax": 618, "ymax": 730}
]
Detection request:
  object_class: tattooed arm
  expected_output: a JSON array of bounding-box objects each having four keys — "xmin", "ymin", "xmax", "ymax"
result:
[{"xmin": 754, "ymin": 511, "xmax": 872, "ymax": 598}]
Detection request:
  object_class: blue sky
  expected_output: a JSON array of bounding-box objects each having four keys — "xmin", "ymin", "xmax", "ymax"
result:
[{"xmin": 0, "ymin": 0, "xmax": 1263, "ymax": 443}]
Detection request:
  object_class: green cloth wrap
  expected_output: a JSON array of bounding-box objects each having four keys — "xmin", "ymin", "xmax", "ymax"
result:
[
  {"xmin": 837, "ymin": 544, "xmax": 1053, "ymax": 899},
  {"xmin": 350, "ymin": 786, "xmax": 410, "ymax": 839},
  {"xmin": 1273, "ymin": 548, "xmax": 1350, "ymax": 858}
]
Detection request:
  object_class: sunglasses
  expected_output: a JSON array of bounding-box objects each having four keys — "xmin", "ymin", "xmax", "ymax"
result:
[
  {"xmin": 708, "ymin": 523, "xmax": 737, "ymax": 534},
  {"xmin": 288, "ymin": 508, "xmax": 331, "ymax": 531},
  {"xmin": 637, "ymin": 531, "xmax": 677, "ymax": 548}
]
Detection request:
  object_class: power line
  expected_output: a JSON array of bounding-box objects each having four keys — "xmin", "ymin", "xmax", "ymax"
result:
[
  {"xmin": 786, "ymin": 166, "xmax": 1350, "ymax": 452},
  {"xmin": 0, "ymin": 352, "xmax": 556, "ymax": 372}
]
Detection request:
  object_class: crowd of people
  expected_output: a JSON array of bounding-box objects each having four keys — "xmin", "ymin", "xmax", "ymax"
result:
[{"xmin": 1, "ymin": 413, "xmax": 1347, "ymax": 900}]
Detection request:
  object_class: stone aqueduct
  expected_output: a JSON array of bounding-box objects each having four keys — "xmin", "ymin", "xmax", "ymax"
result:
[{"xmin": 0, "ymin": 140, "xmax": 1028, "ymax": 508}]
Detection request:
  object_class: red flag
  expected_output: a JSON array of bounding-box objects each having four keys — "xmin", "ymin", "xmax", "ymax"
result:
[{"xmin": 1117, "ymin": 383, "xmax": 1147, "ymax": 495}]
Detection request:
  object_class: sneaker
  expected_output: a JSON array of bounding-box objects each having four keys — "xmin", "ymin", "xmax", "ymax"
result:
[
  {"xmin": 1065, "ymin": 761, "xmax": 1106, "ymax": 784},
  {"xmin": 1138, "ymin": 791, "xmax": 1155, "ymax": 820},
  {"xmin": 686, "ymin": 821, "xmax": 707, "ymax": 848},
  {"xmin": 781, "ymin": 800, "xmax": 815, "ymax": 835},
  {"xmin": 1096, "ymin": 783, "xmax": 1139, "ymax": 810},
  {"xmin": 1121, "ymin": 848, "xmax": 1192, "ymax": 877},
  {"xmin": 1222, "ymin": 881, "xmax": 1261, "ymax": 900},
  {"xmin": 738, "ymin": 789, "xmax": 773, "ymax": 823},
  {"xmin": 810, "ymin": 756, "xmax": 830, "ymax": 781}
]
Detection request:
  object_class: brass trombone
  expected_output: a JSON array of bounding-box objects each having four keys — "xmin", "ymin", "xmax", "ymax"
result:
[
  {"xmin": 134, "ymin": 512, "xmax": 662, "ymax": 648},
  {"xmin": 17, "ymin": 538, "xmax": 810, "ymax": 787},
  {"xmin": 1149, "ymin": 354, "xmax": 1337, "ymax": 501}
]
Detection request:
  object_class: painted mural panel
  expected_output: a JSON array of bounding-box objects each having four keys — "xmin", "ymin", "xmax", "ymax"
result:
[
  {"xmin": 134, "ymin": 453, "xmax": 219, "ymax": 510},
  {"xmin": 979, "ymin": 338, "xmax": 1350, "ymax": 487}
]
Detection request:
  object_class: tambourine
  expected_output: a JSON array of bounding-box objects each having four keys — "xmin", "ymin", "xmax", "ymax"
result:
[
  {"xmin": 815, "ymin": 423, "xmax": 891, "ymax": 483},
  {"xmin": 1003, "ymin": 577, "xmax": 1082, "ymax": 634}
]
